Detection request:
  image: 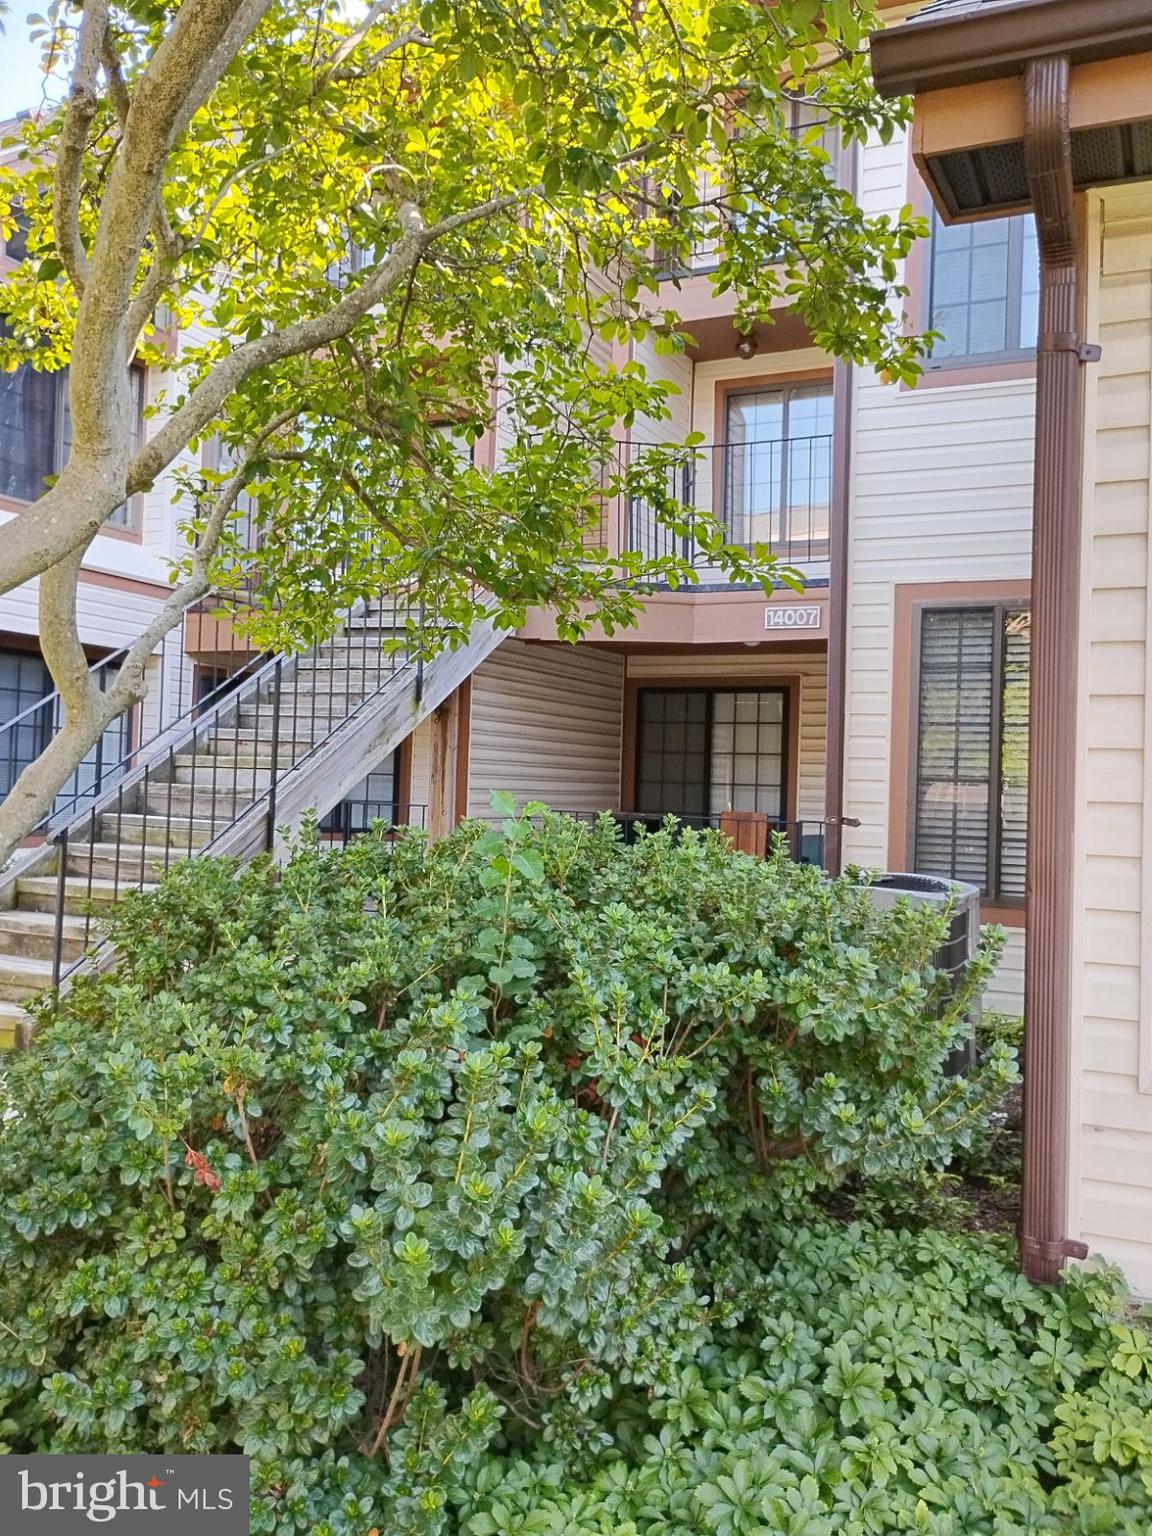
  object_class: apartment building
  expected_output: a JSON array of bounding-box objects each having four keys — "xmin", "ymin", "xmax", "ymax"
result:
[{"xmin": 3, "ymin": 1, "xmax": 1151, "ymax": 1292}]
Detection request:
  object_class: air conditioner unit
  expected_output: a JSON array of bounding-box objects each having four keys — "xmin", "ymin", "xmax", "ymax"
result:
[{"xmin": 864, "ymin": 873, "xmax": 983, "ymax": 1075}]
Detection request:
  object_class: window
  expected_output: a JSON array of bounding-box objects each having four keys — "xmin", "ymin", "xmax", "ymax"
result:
[
  {"xmin": 0, "ymin": 362, "xmax": 144, "ymax": 525},
  {"xmin": 926, "ymin": 211, "xmax": 1040, "ymax": 366},
  {"xmin": 722, "ymin": 382, "xmax": 833, "ymax": 556},
  {"xmin": 319, "ymin": 752, "xmax": 400, "ymax": 838},
  {"xmin": 1, "ymin": 204, "xmax": 31, "ymax": 263},
  {"xmin": 912, "ymin": 605, "xmax": 1030, "ymax": 901},
  {"xmin": 635, "ymin": 687, "xmax": 789, "ymax": 820},
  {"xmin": 0, "ymin": 647, "xmax": 131, "ymax": 819},
  {"xmin": 0, "ymin": 647, "xmax": 52, "ymax": 799}
]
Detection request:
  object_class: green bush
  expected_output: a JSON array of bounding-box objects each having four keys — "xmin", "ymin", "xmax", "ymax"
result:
[
  {"xmin": 459, "ymin": 1223, "xmax": 1152, "ymax": 1536},
  {"xmin": 1, "ymin": 804, "xmax": 1117, "ymax": 1534}
]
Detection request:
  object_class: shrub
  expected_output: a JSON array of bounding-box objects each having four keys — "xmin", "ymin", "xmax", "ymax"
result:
[{"xmin": 0, "ymin": 805, "xmax": 1030, "ymax": 1530}]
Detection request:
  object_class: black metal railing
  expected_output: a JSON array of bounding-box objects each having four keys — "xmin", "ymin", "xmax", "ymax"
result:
[
  {"xmin": 476, "ymin": 807, "xmax": 828, "ymax": 867},
  {"xmin": 626, "ymin": 435, "xmax": 832, "ymax": 567},
  {"xmin": 0, "ymin": 611, "xmax": 273, "ymax": 839},
  {"xmin": 320, "ymin": 801, "xmax": 430, "ymax": 847},
  {"xmin": 44, "ymin": 585, "xmax": 431, "ymax": 985}
]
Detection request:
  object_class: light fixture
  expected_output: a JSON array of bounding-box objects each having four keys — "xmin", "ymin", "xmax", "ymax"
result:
[{"xmin": 735, "ymin": 331, "xmax": 759, "ymax": 361}]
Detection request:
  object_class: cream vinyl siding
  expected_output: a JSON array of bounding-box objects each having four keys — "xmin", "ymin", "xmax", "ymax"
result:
[
  {"xmin": 467, "ymin": 640, "xmax": 624, "ymax": 816},
  {"xmin": 1072, "ymin": 185, "xmax": 1152, "ymax": 1295},
  {"xmin": 841, "ymin": 125, "xmax": 1036, "ymax": 1013},
  {"xmin": 625, "ymin": 652, "xmax": 827, "ymax": 822}
]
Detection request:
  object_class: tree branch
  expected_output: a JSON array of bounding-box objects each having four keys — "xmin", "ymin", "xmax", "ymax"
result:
[
  {"xmin": 53, "ymin": 0, "xmax": 109, "ymax": 292},
  {"xmin": 126, "ymin": 199, "xmax": 429, "ymax": 493},
  {"xmin": 312, "ymin": 0, "xmax": 408, "ymax": 92}
]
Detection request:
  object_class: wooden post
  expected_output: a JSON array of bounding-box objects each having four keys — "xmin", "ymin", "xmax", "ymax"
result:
[{"xmin": 427, "ymin": 687, "xmax": 462, "ymax": 841}]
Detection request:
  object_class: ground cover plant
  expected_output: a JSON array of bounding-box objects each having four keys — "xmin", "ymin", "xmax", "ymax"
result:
[{"xmin": 0, "ymin": 807, "xmax": 1148, "ymax": 1533}]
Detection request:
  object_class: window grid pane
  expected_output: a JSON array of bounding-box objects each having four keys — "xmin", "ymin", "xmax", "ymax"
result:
[
  {"xmin": 928, "ymin": 211, "xmax": 1039, "ymax": 362},
  {"xmin": 636, "ymin": 688, "xmax": 787, "ymax": 822},
  {"xmin": 914, "ymin": 608, "xmax": 996, "ymax": 891},
  {"xmin": 913, "ymin": 604, "xmax": 1031, "ymax": 902}
]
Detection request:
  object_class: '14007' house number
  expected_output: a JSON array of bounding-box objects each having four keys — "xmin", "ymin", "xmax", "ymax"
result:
[{"xmin": 764, "ymin": 605, "xmax": 821, "ymax": 632}]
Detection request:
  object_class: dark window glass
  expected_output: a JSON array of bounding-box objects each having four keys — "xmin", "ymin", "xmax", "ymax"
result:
[
  {"xmin": 2, "ymin": 205, "xmax": 32, "ymax": 262},
  {"xmin": 319, "ymin": 752, "xmax": 400, "ymax": 837},
  {"xmin": 0, "ymin": 648, "xmax": 53, "ymax": 797},
  {"xmin": 927, "ymin": 211, "xmax": 1039, "ymax": 364},
  {"xmin": 913, "ymin": 604, "xmax": 1030, "ymax": 900},
  {"xmin": 0, "ymin": 365, "xmax": 62, "ymax": 502},
  {"xmin": 635, "ymin": 687, "xmax": 788, "ymax": 821},
  {"xmin": 0, "ymin": 361, "xmax": 144, "ymax": 524}
]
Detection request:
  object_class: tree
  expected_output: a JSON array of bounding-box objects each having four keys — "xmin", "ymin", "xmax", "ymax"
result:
[{"xmin": 0, "ymin": 0, "xmax": 925, "ymax": 862}]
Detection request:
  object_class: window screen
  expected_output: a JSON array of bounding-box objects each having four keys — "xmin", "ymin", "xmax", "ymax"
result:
[
  {"xmin": 927, "ymin": 211, "xmax": 1039, "ymax": 363},
  {"xmin": 913, "ymin": 605, "xmax": 1030, "ymax": 901},
  {"xmin": 0, "ymin": 365, "xmax": 62, "ymax": 503}
]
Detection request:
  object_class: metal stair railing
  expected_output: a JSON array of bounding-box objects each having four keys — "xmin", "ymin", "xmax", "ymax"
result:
[{"xmin": 41, "ymin": 584, "xmax": 435, "ymax": 985}]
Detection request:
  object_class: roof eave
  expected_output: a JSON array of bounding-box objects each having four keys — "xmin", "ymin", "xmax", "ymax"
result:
[{"xmin": 871, "ymin": 0, "xmax": 1152, "ymax": 98}]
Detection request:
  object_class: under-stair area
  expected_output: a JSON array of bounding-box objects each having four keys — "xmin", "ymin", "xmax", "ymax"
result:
[{"xmin": 0, "ymin": 595, "xmax": 501, "ymax": 1047}]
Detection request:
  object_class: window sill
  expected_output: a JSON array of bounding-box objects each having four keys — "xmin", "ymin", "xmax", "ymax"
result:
[
  {"xmin": 903, "ymin": 359, "xmax": 1037, "ymax": 391},
  {"xmin": 981, "ymin": 901, "xmax": 1026, "ymax": 930}
]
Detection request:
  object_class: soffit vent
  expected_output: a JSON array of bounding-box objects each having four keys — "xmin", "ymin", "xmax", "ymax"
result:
[{"xmin": 927, "ymin": 117, "xmax": 1152, "ymax": 217}]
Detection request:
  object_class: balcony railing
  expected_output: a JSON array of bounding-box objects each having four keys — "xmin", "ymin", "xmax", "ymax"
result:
[
  {"xmin": 625, "ymin": 434, "xmax": 832, "ymax": 568},
  {"xmin": 320, "ymin": 804, "xmax": 827, "ymax": 867}
]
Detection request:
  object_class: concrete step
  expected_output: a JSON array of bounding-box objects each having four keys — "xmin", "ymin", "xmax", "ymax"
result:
[
  {"xmin": 65, "ymin": 842, "xmax": 190, "ymax": 882},
  {"xmin": 15, "ymin": 875, "xmax": 157, "ymax": 916},
  {"xmin": 142, "ymin": 784, "xmax": 256, "ymax": 819},
  {"xmin": 171, "ymin": 762, "xmax": 276, "ymax": 791},
  {"xmin": 191, "ymin": 740, "xmax": 309, "ymax": 768},
  {"xmin": 99, "ymin": 812, "xmax": 229, "ymax": 847},
  {"xmin": 0, "ymin": 998, "xmax": 32, "ymax": 1050},
  {"xmin": 0, "ymin": 950, "xmax": 55, "ymax": 1003},
  {"xmin": 0, "ymin": 908, "xmax": 88, "ymax": 963}
]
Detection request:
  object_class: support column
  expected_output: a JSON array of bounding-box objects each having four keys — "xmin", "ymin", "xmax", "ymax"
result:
[{"xmin": 427, "ymin": 684, "xmax": 467, "ymax": 840}]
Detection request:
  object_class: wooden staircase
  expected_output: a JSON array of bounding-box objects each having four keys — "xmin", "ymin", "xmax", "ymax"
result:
[{"xmin": 0, "ymin": 601, "xmax": 501, "ymax": 1047}]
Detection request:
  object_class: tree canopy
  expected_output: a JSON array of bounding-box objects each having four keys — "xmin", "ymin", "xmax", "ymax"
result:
[{"xmin": 0, "ymin": 0, "xmax": 925, "ymax": 854}]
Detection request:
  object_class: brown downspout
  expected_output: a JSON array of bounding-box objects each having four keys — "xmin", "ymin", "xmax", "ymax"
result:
[
  {"xmin": 1018, "ymin": 53, "xmax": 1094, "ymax": 1285},
  {"xmin": 822, "ymin": 138, "xmax": 860, "ymax": 876}
]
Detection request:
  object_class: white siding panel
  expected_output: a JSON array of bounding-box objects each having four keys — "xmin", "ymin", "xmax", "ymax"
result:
[
  {"xmin": 467, "ymin": 641, "xmax": 624, "ymax": 816},
  {"xmin": 842, "ymin": 127, "xmax": 1036, "ymax": 1021},
  {"xmin": 1072, "ymin": 186, "xmax": 1152, "ymax": 1294}
]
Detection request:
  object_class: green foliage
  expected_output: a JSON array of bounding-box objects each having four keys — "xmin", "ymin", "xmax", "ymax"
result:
[
  {"xmin": 0, "ymin": 807, "xmax": 1102, "ymax": 1535},
  {"xmin": 458, "ymin": 1225, "xmax": 1152, "ymax": 1536},
  {"xmin": 0, "ymin": 0, "xmax": 929, "ymax": 649}
]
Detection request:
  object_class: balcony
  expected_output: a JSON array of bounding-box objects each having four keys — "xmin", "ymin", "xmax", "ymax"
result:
[{"xmin": 623, "ymin": 433, "xmax": 832, "ymax": 576}]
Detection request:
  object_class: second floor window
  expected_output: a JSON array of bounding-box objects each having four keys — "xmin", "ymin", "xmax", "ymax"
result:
[
  {"xmin": 926, "ymin": 211, "xmax": 1040, "ymax": 366},
  {"xmin": 0, "ymin": 362, "xmax": 144, "ymax": 526},
  {"xmin": 912, "ymin": 603, "xmax": 1030, "ymax": 902},
  {"xmin": 722, "ymin": 382, "xmax": 833, "ymax": 558}
]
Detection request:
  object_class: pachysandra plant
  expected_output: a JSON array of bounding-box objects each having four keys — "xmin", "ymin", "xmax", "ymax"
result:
[
  {"xmin": 0, "ymin": 807, "xmax": 1085, "ymax": 1534},
  {"xmin": 0, "ymin": 0, "xmax": 930, "ymax": 862}
]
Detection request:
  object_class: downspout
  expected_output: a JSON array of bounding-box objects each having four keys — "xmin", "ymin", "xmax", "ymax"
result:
[
  {"xmin": 1018, "ymin": 53, "xmax": 1095, "ymax": 1285},
  {"xmin": 822, "ymin": 137, "xmax": 860, "ymax": 876}
]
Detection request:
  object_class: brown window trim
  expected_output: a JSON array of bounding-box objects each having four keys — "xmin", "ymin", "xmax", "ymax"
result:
[
  {"xmin": 901, "ymin": 169, "xmax": 1037, "ymax": 393},
  {"xmin": 621, "ymin": 673, "xmax": 801, "ymax": 827},
  {"xmin": 712, "ymin": 370, "xmax": 834, "ymax": 556},
  {"xmin": 890, "ymin": 580, "xmax": 1030, "ymax": 929}
]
